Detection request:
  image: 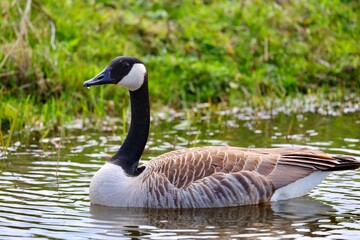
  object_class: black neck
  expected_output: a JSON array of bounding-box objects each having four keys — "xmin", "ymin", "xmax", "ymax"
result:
[{"xmin": 109, "ymin": 74, "xmax": 150, "ymax": 176}]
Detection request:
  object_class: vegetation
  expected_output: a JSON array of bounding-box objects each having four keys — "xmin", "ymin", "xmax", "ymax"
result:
[{"xmin": 1, "ymin": 0, "xmax": 359, "ymax": 147}]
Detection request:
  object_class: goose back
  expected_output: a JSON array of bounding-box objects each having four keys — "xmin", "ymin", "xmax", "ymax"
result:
[{"xmin": 139, "ymin": 146, "xmax": 359, "ymax": 208}]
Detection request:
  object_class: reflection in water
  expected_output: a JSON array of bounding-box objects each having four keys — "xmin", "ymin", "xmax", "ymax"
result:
[
  {"xmin": 0, "ymin": 110, "xmax": 359, "ymax": 239},
  {"xmin": 89, "ymin": 198, "xmax": 333, "ymax": 239}
]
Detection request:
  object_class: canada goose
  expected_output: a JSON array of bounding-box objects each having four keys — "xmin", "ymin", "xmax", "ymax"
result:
[{"xmin": 84, "ymin": 56, "xmax": 360, "ymax": 208}]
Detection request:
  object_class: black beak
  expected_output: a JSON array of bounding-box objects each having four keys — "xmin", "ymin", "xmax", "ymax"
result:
[{"xmin": 83, "ymin": 68, "xmax": 114, "ymax": 88}]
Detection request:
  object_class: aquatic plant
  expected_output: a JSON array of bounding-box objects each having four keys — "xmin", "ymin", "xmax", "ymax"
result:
[{"xmin": 0, "ymin": 0, "xmax": 359, "ymax": 146}]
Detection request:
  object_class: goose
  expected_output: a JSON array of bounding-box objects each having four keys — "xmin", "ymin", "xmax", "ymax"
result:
[{"xmin": 83, "ymin": 56, "xmax": 360, "ymax": 208}]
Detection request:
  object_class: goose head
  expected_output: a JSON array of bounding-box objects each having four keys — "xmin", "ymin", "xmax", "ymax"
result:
[
  {"xmin": 84, "ymin": 56, "xmax": 147, "ymax": 91},
  {"xmin": 84, "ymin": 56, "xmax": 150, "ymax": 177}
]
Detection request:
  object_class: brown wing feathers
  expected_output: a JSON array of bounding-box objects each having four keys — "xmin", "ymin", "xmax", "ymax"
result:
[
  {"xmin": 150, "ymin": 146, "xmax": 359, "ymax": 190},
  {"xmin": 144, "ymin": 146, "xmax": 359, "ymax": 207},
  {"xmin": 331, "ymin": 155, "xmax": 360, "ymax": 170}
]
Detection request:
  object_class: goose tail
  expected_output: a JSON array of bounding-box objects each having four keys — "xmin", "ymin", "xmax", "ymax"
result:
[{"xmin": 330, "ymin": 155, "xmax": 360, "ymax": 171}]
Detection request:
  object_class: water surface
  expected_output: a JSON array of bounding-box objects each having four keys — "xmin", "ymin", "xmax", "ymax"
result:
[{"xmin": 1, "ymin": 104, "xmax": 359, "ymax": 239}]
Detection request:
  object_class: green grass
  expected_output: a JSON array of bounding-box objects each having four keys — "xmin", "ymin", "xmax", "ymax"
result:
[{"xmin": 1, "ymin": 0, "xmax": 359, "ymax": 147}]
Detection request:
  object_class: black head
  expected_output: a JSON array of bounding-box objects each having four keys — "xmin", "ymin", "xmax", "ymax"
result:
[{"xmin": 84, "ymin": 56, "xmax": 146, "ymax": 91}]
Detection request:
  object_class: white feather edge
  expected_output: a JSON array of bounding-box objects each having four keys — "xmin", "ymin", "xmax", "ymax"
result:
[
  {"xmin": 117, "ymin": 63, "xmax": 146, "ymax": 91},
  {"xmin": 270, "ymin": 171, "xmax": 331, "ymax": 202}
]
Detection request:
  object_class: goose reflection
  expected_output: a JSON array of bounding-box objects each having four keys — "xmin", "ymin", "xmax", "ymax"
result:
[{"xmin": 89, "ymin": 197, "xmax": 334, "ymax": 238}]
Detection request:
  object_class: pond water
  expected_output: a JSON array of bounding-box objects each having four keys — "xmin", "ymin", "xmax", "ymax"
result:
[{"xmin": 1, "ymin": 101, "xmax": 359, "ymax": 239}]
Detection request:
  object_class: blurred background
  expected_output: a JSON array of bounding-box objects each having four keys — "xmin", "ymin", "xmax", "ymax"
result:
[
  {"xmin": 0, "ymin": 2, "xmax": 359, "ymax": 239},
  {"xmin": 0, "ymin": 0, "xmax": 359, "ymax": 144}
]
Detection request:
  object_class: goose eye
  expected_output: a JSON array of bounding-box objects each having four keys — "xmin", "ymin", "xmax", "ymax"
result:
[{"xmin": 122, "ymin": 62, "xmax": 130, "ymax": 69}]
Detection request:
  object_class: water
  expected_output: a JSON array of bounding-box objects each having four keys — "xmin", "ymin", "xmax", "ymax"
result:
[{"xmin": 1, "ymin": 104, "xmax": 359, "ymax": 239}]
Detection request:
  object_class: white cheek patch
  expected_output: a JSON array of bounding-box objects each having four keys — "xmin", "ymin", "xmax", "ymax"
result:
[{"xmin": 117, "ymin": 63, "xmax": 147, "ymax": 91}]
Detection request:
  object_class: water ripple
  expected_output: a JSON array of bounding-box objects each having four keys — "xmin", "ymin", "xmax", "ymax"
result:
[{"xmin": 0, "ymin": 111, "xmax": 359, "ymax": 239}]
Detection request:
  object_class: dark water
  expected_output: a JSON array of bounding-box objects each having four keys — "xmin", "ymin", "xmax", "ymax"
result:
[{"xmin": 0, "ymin": 103, "xmax": 359, "ymax": 239}]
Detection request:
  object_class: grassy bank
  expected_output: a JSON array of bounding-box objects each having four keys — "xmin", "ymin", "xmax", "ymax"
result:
[{"xmin": 1, "ymin": 0, "xmax": 359, "ymax": 147}]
